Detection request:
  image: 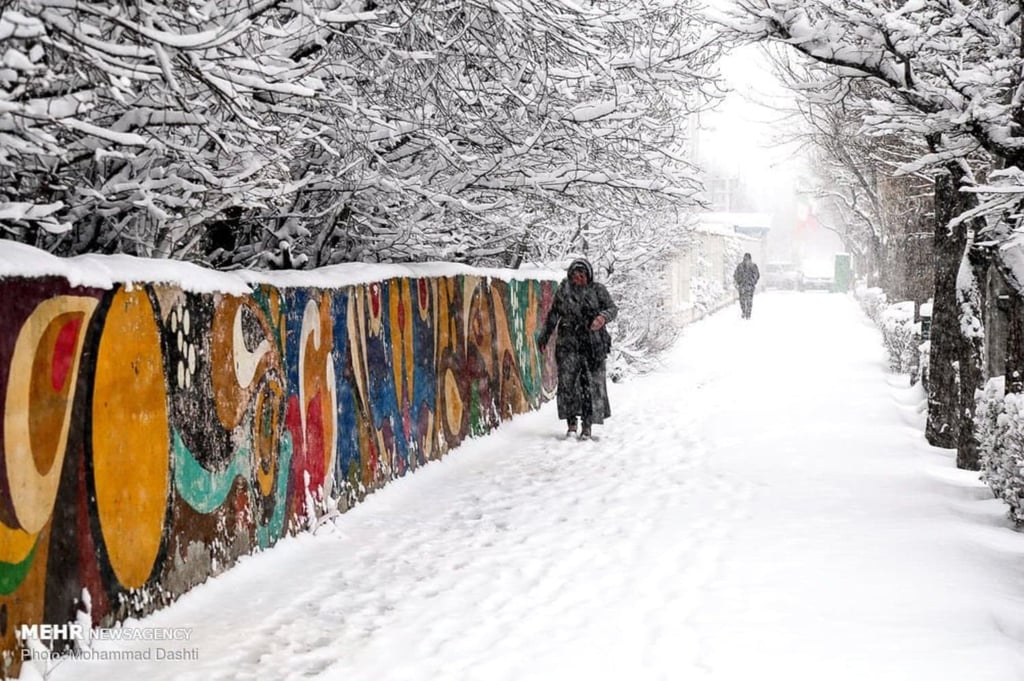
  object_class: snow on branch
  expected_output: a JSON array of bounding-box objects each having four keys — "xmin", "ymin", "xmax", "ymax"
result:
[
  {"xmin": 320, "ymin": 10, "xmax": 381, "ymax": 24},
  {"xmin": 565, "ymin": 100, "xmax": 618, "ymax": 122}
]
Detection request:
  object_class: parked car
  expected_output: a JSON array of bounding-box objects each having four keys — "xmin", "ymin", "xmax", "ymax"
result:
[
  {"xmin": 764, "ymin": 263, "xmax": 802, "ymax": 290},
  {"xmin": 799, "ymin": 260, "xmax": 833, "ymax": 291}
]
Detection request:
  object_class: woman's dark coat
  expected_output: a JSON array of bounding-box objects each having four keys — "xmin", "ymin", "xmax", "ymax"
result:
[{"xmin": 537, "ymin": 258, "xmax": 618, "ymax": 424}]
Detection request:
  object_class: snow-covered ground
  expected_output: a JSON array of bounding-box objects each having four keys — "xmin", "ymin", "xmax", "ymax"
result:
[{"xmin": 32, "ymin": 291, "xmax": 1024, "ymax": 681}]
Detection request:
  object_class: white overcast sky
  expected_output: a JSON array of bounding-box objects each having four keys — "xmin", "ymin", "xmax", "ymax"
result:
[{"xmin": 699, "ymin": 43, "xmax": 805, "ymax": 204}]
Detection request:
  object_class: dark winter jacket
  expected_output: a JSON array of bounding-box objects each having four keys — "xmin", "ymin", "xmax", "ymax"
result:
[
  {"xmin": 536, "ymin": 258, "xmax": 618, "ymax": 424},
  {"xmin": 537, "ymin": 258, "xmax": 618, "ymax": 361},
  {"xmin": 734, "ymin": 259, "xmax": 760, "ymax": 293}
]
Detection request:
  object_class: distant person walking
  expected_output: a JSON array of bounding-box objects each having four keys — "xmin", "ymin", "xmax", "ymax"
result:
[
  {"xmin": 537, "ymin": 258, "xmax": 618, "ymax": 440},
  {"xmin": 733, "ymin": 252, "xmax": 760, "ymax": 319}
]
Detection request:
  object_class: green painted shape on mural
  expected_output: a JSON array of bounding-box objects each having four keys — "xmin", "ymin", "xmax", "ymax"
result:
[
  {"xmin": 173, "ymin": 429, "xmax": 294, "ymax": 549},
  {"xmin": 508, "ymin": 280, "xmax": 541, "ymax": 399},
  {"xmin": 256, "ymin": 432, "xmax": 293, "ymax": 550},
  {"xmin": 0, "ymin": 538, "xmax": 39, "ymax": 595},
  {"xmin": 172, "ymin": 430, "xmax": 250, "ymax": 514}
]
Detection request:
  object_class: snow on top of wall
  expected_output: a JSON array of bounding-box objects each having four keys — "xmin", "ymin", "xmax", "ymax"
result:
[
  {"xmin": 694, "ymin": 212, "xmax": 770, "ymax": 239},
  {"xmin": 0, "ymin": 240, "xmax": 562, "ymax": 294},
  {"xmin": 694, "ymin": 221, "xmax": 743, "ymax": 237}
]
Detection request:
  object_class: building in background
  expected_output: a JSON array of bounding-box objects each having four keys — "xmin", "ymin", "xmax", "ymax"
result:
[{"xmin": 712, "ymin": 211, "xmax": 771, "ymax": 266}]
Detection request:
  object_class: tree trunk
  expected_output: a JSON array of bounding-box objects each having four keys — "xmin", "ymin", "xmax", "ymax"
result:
[
  {"xmin": 956, "ymin": 244, "xmax": 989, "ymax": 470},
  {"xmin": 1007, "ymin": 294, "xmax": 1024, "ymax": 394},
  {"xmin": 925, "ymin": 155, "xmax": 990, "ymax": 469},
  {"xmin": 925, "ymin": 166, "xmax": 965, "ymax": 448}
]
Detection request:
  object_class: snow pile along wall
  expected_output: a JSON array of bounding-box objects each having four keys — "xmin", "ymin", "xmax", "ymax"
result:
[{"xmin": 0, "ymin": 247, "xmax": 558, "ymax": 678}]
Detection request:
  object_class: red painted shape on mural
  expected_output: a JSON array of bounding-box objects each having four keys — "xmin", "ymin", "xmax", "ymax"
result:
[
  {"xmin": 51, "ymin": 317, "xmax": 83, "ymax": 391},
  {"xmin": 284, "ymin": 394, "xmax": 304, "ymax": 515},
  {"xmin": 397, "ymin": 293, "xmax": 405, "ymax": 329},
  {"xmin": 284, "ymin": 390, "xmax": 327, "ymax": 514},
  {"xmin": 304, "ymin": 390, "xmax": 326, "ymax": 496},
  {"xmin": 285, "ymin": 394, "xmax": 303, "ymax": 449},
  {"xmin": 369, "ymin": 283, "xmax": 381, "ymax": 319},
  {"xmin": 417, "ymin": 279, "xmax": 429, "ymax": 312}
]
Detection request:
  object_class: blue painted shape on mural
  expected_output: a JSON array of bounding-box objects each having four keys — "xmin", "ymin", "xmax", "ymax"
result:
[
  {"xmin": 409, "ymin": 279, "xmax": 437, "ymax": 465},
  {"xmin": 330, "ymin": 289, "xmax": 360, "ymax": 489},
  {"xmin": 283, "ymin": 288, "xmax": 309, "ymax": 400},
  {"xmin": 364, "ymin": 281, "xmax": 406, "ymax": 475}
]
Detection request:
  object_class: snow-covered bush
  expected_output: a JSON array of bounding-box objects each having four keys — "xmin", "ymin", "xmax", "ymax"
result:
[
  {"xmin": 879, "ymin": 301, "xmax": 917, "ymax": 373},
  {"xmin": 855, "ymin": 285, "xmax": 887, "ymax": 325},
  {"xmin": 977, "ymin": 377, "xmax": 1024, "ymax": 525},
  {"xmin": 689, "ymin": 274, "xmax": 726, "ymax": 318},
  {"xmin": 604, "ymin": 259, "xmax": 681, "ymax": 380},
  {"xmin": 855, "ymin": 288, "xmax": 927, "ymax": 377}
]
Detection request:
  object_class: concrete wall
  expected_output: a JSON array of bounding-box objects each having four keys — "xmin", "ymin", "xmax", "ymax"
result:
[{"xmin": 0, "ymin": 271, "xmax": 556, "ymax": 677}]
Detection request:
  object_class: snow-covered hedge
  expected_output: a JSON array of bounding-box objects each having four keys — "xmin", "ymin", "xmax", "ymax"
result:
[
  {"xmin": 855, "ymin": 286, "xmax": 928, "ymax": 381},
  {"xmin": 880, "ymin": 301, "xmax": 918, "ymax": 374},
  {"xmin": 977, "ymin": 377, "xmax": 1024, "ymax": 525}
]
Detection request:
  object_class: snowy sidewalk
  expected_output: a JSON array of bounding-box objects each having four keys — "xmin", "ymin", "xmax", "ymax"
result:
[{"xmin": 42, "ymin": 292, "xmax": 1024, "ymax": 681}]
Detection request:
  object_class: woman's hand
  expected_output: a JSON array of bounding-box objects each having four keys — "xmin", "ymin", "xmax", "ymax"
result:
[{"xmin": 590, "ymin": 315, "xmax": 606, "ymax": 331}]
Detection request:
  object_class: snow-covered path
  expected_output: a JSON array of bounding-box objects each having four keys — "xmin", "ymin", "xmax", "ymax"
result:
[{"xmin": 42, "ymin": 292, "xmax": 1024, "ymax": 681}]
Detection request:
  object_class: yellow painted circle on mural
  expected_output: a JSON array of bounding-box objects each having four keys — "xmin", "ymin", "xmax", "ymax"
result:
[
  {"xmin": 443, "ymin": 369, "xmax": 463, "ymax": 436},
  {"xmin": 92, "ymin": 288, "xmax": 170, "ymax": 589},
  {"xmin": 253, "ymin": 382, "xmax": 280, "ymax": 498}
]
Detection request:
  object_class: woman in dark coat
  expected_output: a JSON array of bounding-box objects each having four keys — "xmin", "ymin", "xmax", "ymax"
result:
[{"xmin": 536, "ymin": 258, "xmax": 618, "ymax": 439}]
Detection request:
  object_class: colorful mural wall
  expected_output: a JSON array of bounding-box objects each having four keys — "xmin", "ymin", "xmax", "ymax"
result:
[{"xmin": 0, "ymin": 272, "xmax": 557, "ymax": 677}]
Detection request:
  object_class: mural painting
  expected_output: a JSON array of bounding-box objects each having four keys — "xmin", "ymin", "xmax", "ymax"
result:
[{"xmin": 0, "ymin": 272, "xmax": 554, "ymax": 678}]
